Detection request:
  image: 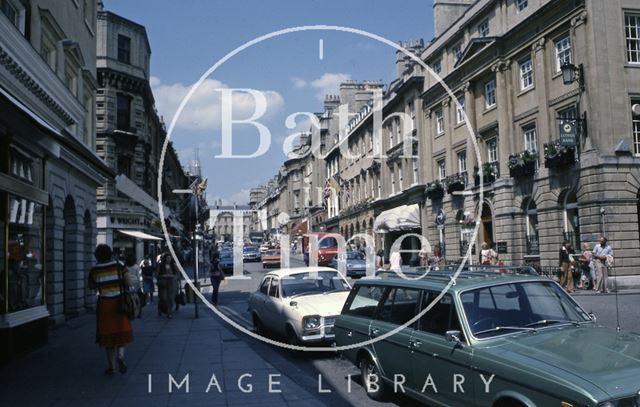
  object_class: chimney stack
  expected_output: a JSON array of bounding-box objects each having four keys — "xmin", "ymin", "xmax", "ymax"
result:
[{"xmin": 433, "ymin": 0, "xmax": 474, "ymax": 38}]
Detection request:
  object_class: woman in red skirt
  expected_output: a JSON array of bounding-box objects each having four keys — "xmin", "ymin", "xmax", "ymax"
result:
[{"xmin": 88, "ymin": 244, "xmax": 134, "ymax": 375}]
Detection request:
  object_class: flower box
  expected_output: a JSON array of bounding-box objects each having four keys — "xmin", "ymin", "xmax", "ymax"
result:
[{"xmin": 425, "ymin": 181, "xmax": 445, "ymax": 200}]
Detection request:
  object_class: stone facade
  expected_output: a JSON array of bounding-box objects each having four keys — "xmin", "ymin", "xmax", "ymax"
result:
[
  {"xmin": 419, "ymin": 0, "xmax": 640, "ymax": 283},
  {"xmin": 95, "ymin": 6, "xmax": 186, "ymax": 263},
  {"xmin": 0, "ymin": 0, "xmax": 113, "ymax": 360}
]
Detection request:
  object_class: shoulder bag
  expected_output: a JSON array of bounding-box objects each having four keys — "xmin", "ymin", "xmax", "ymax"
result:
[{"xmin": 118, "ymin": 265, "xmax": 141, "ymax": 320}]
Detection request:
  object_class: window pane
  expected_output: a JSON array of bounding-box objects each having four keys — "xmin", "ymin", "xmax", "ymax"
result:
[
  {"xmin": 555, "ymin": 34, "xmax": 572, "ymax": 72},
  {"xmin": 419, "ymin": 292, "xmax": 457, "ymax": 336},
  {"xmin": 626, "ymin": 15, "xmax": 640, "ymax": 63},
  {"xmin": 376, "ymin": 288, "xmax": 420, "ymax": 325},
  {"xmin": 117, "ymin": 35, "xmax": 131, "ymax": 64},
  {"xmin": 6, "ymin": 195, "xmax": 44, "ymax": 313},
  {"xmin": 344, "ymin": 285, "xmax": 386, "ymax": 318}
]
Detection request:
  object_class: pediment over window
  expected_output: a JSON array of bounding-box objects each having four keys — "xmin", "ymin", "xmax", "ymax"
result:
[{"xmin": 454, "ymin": 37, "xmax": 496, "ymax": 68}]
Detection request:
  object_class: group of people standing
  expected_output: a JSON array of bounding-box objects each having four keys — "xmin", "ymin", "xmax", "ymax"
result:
[{"xmin": 559, "ymin": 236, "xmax": 613, "ymax": 294}]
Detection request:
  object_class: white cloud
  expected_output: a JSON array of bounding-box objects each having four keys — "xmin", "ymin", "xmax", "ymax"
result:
[
  {"xmin": 149, "ymin": 75, "xmax": 161, "ymax": 87},
  {"xmin": 310, "ymin": 73, "xmax": 351, "ymax": 101},
  {"xmin": 291, "ymin": 77, "xmax": 307, "ymax": 89},
  {"xmin": 151, "ymin": 77, "xmax": 284, "ymax": 131}
]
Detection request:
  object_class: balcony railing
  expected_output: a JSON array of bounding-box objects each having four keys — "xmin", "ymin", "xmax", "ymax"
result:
[{"xmin": 445, "ymin": 172, "xmax": 468, "ymax": 194}]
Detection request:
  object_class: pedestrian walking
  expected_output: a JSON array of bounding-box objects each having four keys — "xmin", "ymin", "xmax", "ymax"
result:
[
  {"xmin": 140, "ymin": 256, "xmax": 155, "ymax": 303},
  {"xmin": 480, "ymin": 242, "xmax": 497, "ymax": 265},
  {"xmin": 88, "ymin": 244, "xmax": 134, "ymax": 375},
  {"xmin": 389, "ymin": 250, "xmax": 402, "ymax": 272},
  {"xmin": 577, "ymin": 242, "xmax": 594, "ymax": 290},
  {"xmin": 156, "ymin": 250, "xmax": 178, "ymax": 318},
  {"xmin": 375, "ymin": 250, "xmax": 384, "ymax": 270},
  {"xmin": 419, "ymin": 249, "xmax": 429, "ymax": 267},
  {"xmin": 559, "ymin": 240, "xmax": 575, "ymax": 293},
  {"xmin": 593, "ymin": 236, "xmax": 613, "ymax": 294},
  {"xmin": 210, "ymin": 253, "xmax": 225, "ymax": 305}
]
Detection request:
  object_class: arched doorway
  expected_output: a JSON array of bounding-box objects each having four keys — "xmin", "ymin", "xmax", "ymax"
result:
[
  {"xmin": 523, "ymin": 198, "xmax": 539, "ymax": 255},
  {"xmin": 563, "ymin": 191, "xmax": 580, "ymax": 249},
  {"xmin": 63, "ymin": 196, "xmax": 77, "ymax": 317},
  {"xmin": 481, "ymin": 201, "xmax": 494, "ymax": 248},
  {"xmin": 83, "ymin": 210, "xmax": 94, "ymax": 310}
]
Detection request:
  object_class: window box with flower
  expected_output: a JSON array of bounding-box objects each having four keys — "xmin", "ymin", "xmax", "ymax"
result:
[
  {"xmin": 446, "ymin": 173, "xmax": 467, "ymax": 194},
  {"xmin": 425, "ymin": 181, "xmax": 445, "ymax": 200},
  {"xmin": 543, "ymin": 141, "xmax": 575, "ymax": 168},
  {"xmin": 508, "ymin": 150, "xmax": 537, "ymax": 178},
  {"xmin": 473, "ymin": 163, "xmax": 498, "ymax": 186}
]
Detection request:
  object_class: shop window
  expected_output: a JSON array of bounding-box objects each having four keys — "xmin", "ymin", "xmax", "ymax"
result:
[
  {"xmin": 6, "ymin": 195, "xmax": 45, "ymax": 313},
  {"xmin": 525, "ymin": 198, "xmax": 539, "ymax": 255}
]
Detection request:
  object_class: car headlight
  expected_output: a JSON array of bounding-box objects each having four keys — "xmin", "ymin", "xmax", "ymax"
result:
[{"xmin": 303, "ymin": 315, "xmax": 321, "ymax": 330}]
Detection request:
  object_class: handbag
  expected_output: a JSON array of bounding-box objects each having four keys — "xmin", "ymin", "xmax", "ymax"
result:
[
  {"xmin": 175, "ymin": 287, "xmax": 186, "ymax": 306},
  {"xmin": 118, "ymin": 265, "xmax": 141, "ymax": 320}
]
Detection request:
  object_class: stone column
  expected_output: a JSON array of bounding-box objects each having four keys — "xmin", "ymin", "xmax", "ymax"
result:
[
  {"xmin": 492, "ymin": 60, "xmax": 513, "ymax": 177},
  {"xmin": 46, "ymin": 216, "xmax": 65, "ymax": 325},
  {"xmin": 532, "ymin": 38, "xmax": 551, "ymax": 148},
  {"xmin": 463, "ymin": 81, "xmax": 477, "ymax": 175}
]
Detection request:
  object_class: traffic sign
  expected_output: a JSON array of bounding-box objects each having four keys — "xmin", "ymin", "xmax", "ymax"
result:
[{"xmin": 435, "ymin": 208, "xmax": 446, "ymax": 226}]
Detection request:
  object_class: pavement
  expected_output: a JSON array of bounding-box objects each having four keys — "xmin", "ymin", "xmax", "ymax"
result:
[{"xmin": 0, "ymin": 301, "xmax": 329, "ymax": 407}]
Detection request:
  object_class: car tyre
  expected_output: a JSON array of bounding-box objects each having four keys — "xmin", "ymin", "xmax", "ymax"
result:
[{"xmin": 360, "ymin": 355, "xmax": 387, "ymax": 401}]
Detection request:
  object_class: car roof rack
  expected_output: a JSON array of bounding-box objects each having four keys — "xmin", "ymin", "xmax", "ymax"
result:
[{"xmin": 376, "ymin": 264, "xmax": 539, "ymax": 281}]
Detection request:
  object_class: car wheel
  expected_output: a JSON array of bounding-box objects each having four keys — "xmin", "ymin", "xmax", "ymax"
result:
[{"xmin": 360, "ymin": 355, "xmax": 386, "ymax": 401}]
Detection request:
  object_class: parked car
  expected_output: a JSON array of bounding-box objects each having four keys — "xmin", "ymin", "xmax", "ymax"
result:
[
  {"xmin": 261, "ymin": 249, "xmax": 281, "ymax": 269},
  {"xmin": 259, "ymin": 244, "xmax": 270, "ymax": 254},
  {"xmin": 219, "ymin": 249, "xmax": 234, "ymax": 274},
  {"xmin": 248, "ymin": 267, "xmax": 351, "ymax": 345},
  {"xmin": 329, "ymin": 251, "xmax": 367, "ymax": 278},
  {"xmin": 335, "ymin": 266, "xmax": 640, "ymax": 407},
  {"xmin": 243, "ymin": 246, "xmax": 261, "ymax": 262}
]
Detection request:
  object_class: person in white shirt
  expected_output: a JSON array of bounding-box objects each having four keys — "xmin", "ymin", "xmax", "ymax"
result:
[
  {"xmin": 389, "ymin": 251, "xmax": 402, "ymax": 272},
  {"xmin": 592, "ymin": 236, "xmax": 613, "ymax": 293}
]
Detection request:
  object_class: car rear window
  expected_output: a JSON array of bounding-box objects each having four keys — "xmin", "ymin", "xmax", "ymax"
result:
[{"xmin": 342, "ymin": 285, "xmax": 386, "ymax": 318}]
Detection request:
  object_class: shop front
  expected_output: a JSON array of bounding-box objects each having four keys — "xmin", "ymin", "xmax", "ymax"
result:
[{"xmin": 0, "ymin": 142, "xmax": 49, "ymax": 363}]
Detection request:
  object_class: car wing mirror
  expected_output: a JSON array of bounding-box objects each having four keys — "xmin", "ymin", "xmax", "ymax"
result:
[
  {"xmin": 445, "ymin": 330, "xmax": 463, "ymax": 346},
  {"xmin": 589, "ymin": 312, "xmax": 597, "ymax": 323}
]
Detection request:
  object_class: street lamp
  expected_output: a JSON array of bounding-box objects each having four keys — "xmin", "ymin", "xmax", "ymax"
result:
[
  {"xmin": 172, "ymin": 188, "xmax": 200, "ymax": 318},
  {"xmin": 560, "ymin": 62, "xmax": 585, "ymax": 91}
]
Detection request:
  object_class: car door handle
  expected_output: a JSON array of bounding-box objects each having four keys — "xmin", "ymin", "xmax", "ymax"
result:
[
  {"xmin": 409, "ymin": 340, "xmax": 422, "ymax": 348},
  {"xmin": 370, "ymin": 328, "xmax": 380, "ymax": 336},
  {"xmin": 346, "ymin": 331, "xmax": 353, "ymax": 337}
]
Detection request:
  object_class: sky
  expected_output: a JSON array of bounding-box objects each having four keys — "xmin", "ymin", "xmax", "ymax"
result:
[{"xmin": 103, "ymin": 0, "xmax": 435, "ymax": 205}]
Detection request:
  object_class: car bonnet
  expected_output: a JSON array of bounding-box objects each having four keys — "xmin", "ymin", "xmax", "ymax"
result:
[{"xmin": 477, "ymin": 325, "xmax": 640, "ymax": 399}]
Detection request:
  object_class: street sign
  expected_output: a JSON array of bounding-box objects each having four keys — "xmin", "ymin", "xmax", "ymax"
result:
[
  {"xmin": 435, "ymin": 208, "xmax": 446, "ymax": 226},
  {"xmin": 559, "ymin": 121, "xmax": 577, "ymax": 147}
]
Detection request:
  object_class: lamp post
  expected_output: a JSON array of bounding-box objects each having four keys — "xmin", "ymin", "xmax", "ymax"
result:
[
  {"xmin": 559, "ymin": 62, "xmax": 588, "ymax": 149},
  {"xmin": 173, "ymin": 188, "xmax": 200, "ymax": 318}
]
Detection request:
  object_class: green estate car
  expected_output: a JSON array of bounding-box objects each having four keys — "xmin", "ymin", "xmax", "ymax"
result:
[{"xmin": 334, "ymin": 267, "xmax": 640, "ymax": 407}]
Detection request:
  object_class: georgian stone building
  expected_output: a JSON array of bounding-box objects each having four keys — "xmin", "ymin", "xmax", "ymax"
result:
[
  {"xmin": 419, "ymin": 0, "xmax": 640, "ymax": 283},
  {"xmin": 95, "ymin": 6, "xmax": 185, "ymax": 262},
  {"xmin": 0, "ymin": 0, "xmax": 112, "ymax": 361}
]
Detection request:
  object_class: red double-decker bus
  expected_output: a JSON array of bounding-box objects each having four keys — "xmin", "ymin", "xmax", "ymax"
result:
[{"xmin": 303, "ymin": 232, "xmax": 338, "ymax": 266}]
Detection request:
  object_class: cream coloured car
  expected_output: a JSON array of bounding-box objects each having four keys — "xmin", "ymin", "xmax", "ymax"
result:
[{"xmin": 248, "ymin": 267, "xmax": 351, "ymax": 345}]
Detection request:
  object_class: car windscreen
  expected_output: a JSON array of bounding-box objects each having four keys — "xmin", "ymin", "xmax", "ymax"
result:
[
  {"xmin": 460, "ymin": 281, "xmax": 591, "ymax": 338},
  {"xmin": 346, "ymin": 252, "xmax": 364, "ymax": 260},
  {"xmin": 281, "ymin": 271, "xmax": 349, "ymax": 297},
  {"xmin": 318, "ymin": 237, "xmax": 337, "ymax": 249}
]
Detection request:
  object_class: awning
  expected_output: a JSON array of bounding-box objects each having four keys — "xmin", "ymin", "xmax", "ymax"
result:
[
  {"xmin": 373, "ymin": 204, "xmax": 420, "ymax": 233},
  {"xmin": 117, "ymin": 230, "xmax": 163, "ymax": 241},
  {"xmin": 115, "ymin": 175, "xmax": 171, "ymax": 217}
]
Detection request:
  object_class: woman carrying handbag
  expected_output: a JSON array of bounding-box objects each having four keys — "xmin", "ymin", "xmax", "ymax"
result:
[{"xmin": 88, "ymin": 244, "xmax": 134, "ymax": 375}]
